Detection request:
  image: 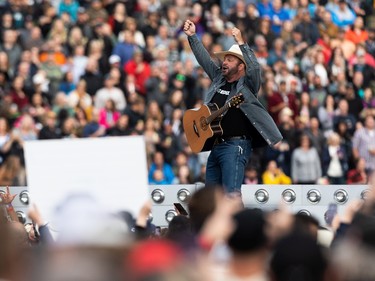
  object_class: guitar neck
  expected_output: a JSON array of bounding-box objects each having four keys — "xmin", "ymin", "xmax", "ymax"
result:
[{"xmin": 206, "ymin": 103, "xmax": 230, "ymax": 124}]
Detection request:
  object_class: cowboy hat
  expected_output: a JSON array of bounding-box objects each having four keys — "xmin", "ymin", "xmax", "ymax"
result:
[{"xmin": 214, "ymin": 44, "xmax": 246, "ymax": 66}]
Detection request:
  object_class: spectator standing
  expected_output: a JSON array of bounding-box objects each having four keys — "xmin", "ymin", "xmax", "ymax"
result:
[
  {"xmin": 82, "ymin": 108, "xmax": 106, "ymax": 138},
  {"xmin": 352, "ymin": 115, "xmax": 375, "ymax": 175},
  {"xmin": 291, "ymin": 134, "xmax": 322, "ymax": 184},
  {"xmin": 124, "ymin": 50, "xmax": 151, "ymax": 97},
  {"xmin": 344, "ymin": 17, "xmax": 368, "ymax": 45},
  {"xmin": 269, "ymin": 0, "xmax": 290, "ymax": 36},
  {"xmin": 70, "ymin": 45, "xmax": 88, "ymax": 85},
  {"xmin": 243, "ymin": 166, "xmax": 260, "ymax": 184},
  {"xmin": 38, "ymin": 111, "xmax": 61, "ymax": 140},
  {"xmin": 94, "ymin": 74, "xmax": 126, "ymax": 111},
  {"xmin": 346, "ymin": 157, "xmax": 368, "ymax": 184},
  {"xmin": 0, "ymin": 29, "xmax": 22, "ymax": 79},
  {"xmin": 257, "ymin": 0, "xmax": 273, "ymax": 18},
  {"xmin": 318, "ymin": 94, "xmax": 336, "ymax": 137},
  {"xmin": 121, "ymin": 17, "xmax": 146, "ymax": 49},
  {"xmin": 39, "ymin": 50, "xmax": 64, "ymax": 100},
  {"xmin": 148, "ymin": 151, "xmax": 175, "ymax": 184},
  {"xmin": 329, "ymin": 0, "xmax": 356, "ymax": 29},
  {"xmin": 294, "ymin": 9, "xmax": 320, "ymax": 45},
  {"xmin": 67, "ymin": 79, "xmax": 93, "ymax": 111},
  {"xmin": 87, "ymin": 39, "xmax": 111, "ymax": 77},
  {"xmin": 98, "ymin": 99, "xmax": 120, "ymax": 130},
  {"xmin": 112, "ymin": 30, "xmax": 138, "ymax": 67},
  {"xmin": 8, "ymin": 76, "xmax": 29, "ymax": 112},
  {"xmin": 365, "ymin": 28, "xmax": 375, "ymax": 58},
  {"xmin": 217, "ymin": 22, "xmax": 237, "ymax": 52},
  {"xmin": 214, "ymin": 208, "xmax": 270, "ymax": 281},
  {"xmin": 107, "ymin": 2, "xmax": 128, "ymax": 38},
  {"xmin": 86, "ymin": 0, "xmax": 108, "ymax": 27},
  {"xmin": 21, "ymin": 26, "xmax": 45, "ymax": 51},
  {"xmin": 58, "ymin": 0, "xmax": 79, "ymax": 23},
  {"xmin": 304, "ymin": 117, "xmax": 326, "ymax": 157},
  {"xmin": 80, "ymin": 58, "xmax": 104, "ymax": 97},
  {"xmin": 227, "ymin": 0, "xmax": 248, "ymax": 31},
  {"xmin": 267, "ymin": 38, "xmax": 286, "ymax": 67},
  {"xmin": 267, "ymin": 80, "xmax": 296, "ymax": 125},
  {"xmin": 318, "ymin": 9, "xmax": 340, "ymax": 39},
  {"xmin": 360, "ymin": 88, "xmax": 375, "ymax": 119},
  {"xmin": 256, "ymin": 18, "xmax": 277, "ymax": 52},
  {"xmin": 106, "ymin": 114, "xmax": 132, "ymax": 136},
  {"xmin": 262, "ymin": 160, "xmax": 292, "ymax": 184},
  {"xmin": 322, "ymin": 132, "xmax": 348, "ymax": 184},
  {"xmin": 244, "ymin": 4, "xmax": 260, "ymax": 44},
  {"xmin": 66, "ymin": 26, "xmax": 88, "ymax": 57},
  {"xmin": 334, "ymin": 98, "xmax": 357, "ymax": 136}
]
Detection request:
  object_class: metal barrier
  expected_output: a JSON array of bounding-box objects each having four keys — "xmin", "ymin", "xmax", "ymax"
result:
[
  {"xmin": 149, "ymin": 184, "xmax": 369, "ymax": 227},
  {"xmin": 1, "ymin": 184, "xmax": 369, "ymax": 228}
]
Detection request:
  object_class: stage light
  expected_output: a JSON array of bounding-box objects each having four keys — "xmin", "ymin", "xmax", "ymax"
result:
[
  {"xmin": 148, "ymin": 212, "xmax": 153, "ymax": 223},
  {"xmin": 297, "ymin": 209, "xmax": 311, "ymax": 216},
  {"xmin": 16, "ymin": 211, "xmax": 26, "ymax": 224},
  {"xmin": 307, "ymin": 189, "xmax": 321, "ymax": 204},
  {"xmin": 282, "ymin": 189, "xmax": 296, "ymax": 204},
  {"xmin": 177, "ymin": 189, "xmax": 191, "ymax": 203},
  {"xmin": 361, "ymin": 189, "xmax": 370, "ymax": 200},
  {"xmin": 334, "ymin": 189, "xmax": 348, "ymax": 204},
  {"xmin": 0, "ymin": 190, "xmax": 5, "ymax": 203},
  {"xmin": 19, "ymin": 190, "xmax": 29, "ymax": 205},
  {"xmin": 151, "ymin": 189, "xmax": 165, "ymax": 204},
  {"xmin": 165, "ymin": 210, "xmax": 177, "ymax": 223},
  {"xmin": 255, "ymin": 189, "xmax": 269, "ymax": 204}
]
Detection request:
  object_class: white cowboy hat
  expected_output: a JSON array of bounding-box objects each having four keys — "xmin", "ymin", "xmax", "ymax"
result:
[{"xmin": 214, "ymin": 44, "xmax": 246, "ymax": 66}]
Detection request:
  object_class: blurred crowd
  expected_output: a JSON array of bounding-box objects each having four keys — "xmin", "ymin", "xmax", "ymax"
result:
[
  {"xmin": 0, "ymin": 0, "xmax": 374, "ymax": 187},
  {"xmin": 2, "ymin": 178, "xmax": 375, "ymax": 281}
]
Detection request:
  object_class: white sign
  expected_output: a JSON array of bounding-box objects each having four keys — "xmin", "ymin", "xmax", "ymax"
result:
[{"xmin": 24, "ymin": 136, "xmax": 149, "ymax": 227}]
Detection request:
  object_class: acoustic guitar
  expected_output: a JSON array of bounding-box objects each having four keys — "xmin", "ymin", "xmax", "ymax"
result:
[{"xmin": 183, "ymin": 94, "xmax": 245, "ymax": 153}]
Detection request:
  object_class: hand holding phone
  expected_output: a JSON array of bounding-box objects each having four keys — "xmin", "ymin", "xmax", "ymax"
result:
[
  {"xmin": 174, "ymin": 203, "xmax": 188, "ymax": 216},
  {"xmin": 325, "ymin": 203, "xmax": 337, "ymax": 226}
]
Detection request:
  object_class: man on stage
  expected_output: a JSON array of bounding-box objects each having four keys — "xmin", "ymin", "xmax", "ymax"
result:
[{"xmin": 183, "ymin": 20, "xmax": 282, "ymax": 194}]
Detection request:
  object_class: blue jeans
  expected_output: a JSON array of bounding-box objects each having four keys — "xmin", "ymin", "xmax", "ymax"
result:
[{"xmin": 206, "ymin": 138, "xmax": 252, "ymax": 193}]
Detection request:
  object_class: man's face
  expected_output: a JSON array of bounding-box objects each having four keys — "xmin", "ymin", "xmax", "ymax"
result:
[{"xmin": 221, "ymin": 55, "xmax": 243, "ymax": 78}]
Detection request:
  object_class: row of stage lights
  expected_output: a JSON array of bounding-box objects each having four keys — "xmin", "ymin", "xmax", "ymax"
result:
[
  {"xmin": 151, "ymin": 187, "xmax": 369, "ymax": 205},
  {"xmin": 255, "ymin": 188, "xmax": 368, "ymax": 204},
  {"xmin": 2, "ymin": 187, "xmax": 370, "ymax": 226},
  {"xmin": 150, "ymin": 186, "xmax": 370, "ymax": 225}
]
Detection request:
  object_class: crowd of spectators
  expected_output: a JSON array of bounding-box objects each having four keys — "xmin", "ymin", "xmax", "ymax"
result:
[
  {"xmin": 0, "ymin": 0, "xmax": 374, "ymax": 187},
  {"xmin": 2, "ymin": 176, "xmax": 375, "ymax": 281},
  {"xmin": 2, "ymin": 1, "xmax": 375, "ymax": 279}
]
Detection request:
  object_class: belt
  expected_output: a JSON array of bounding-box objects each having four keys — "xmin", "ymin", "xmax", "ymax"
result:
[{"xmin": 215, "ymin": 135, "xmax": 248, "ymax": 144}]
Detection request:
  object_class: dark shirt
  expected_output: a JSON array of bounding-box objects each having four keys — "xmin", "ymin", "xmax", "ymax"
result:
[
  {"xmin": 83, "ymin": 122, "xmax": 101, "ymax": 138},
  {"xmin": 38, "ymin": 126, "xmax": 61, "ymax": 140},
  {"xmin": 211, "ymin": 81, "xmax": 255, "ymax": 139}
]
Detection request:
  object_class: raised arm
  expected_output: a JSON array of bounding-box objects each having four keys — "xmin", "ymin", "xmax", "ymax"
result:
[
  {"xmin": 0, "ymin": 186, "xmax": 18, "ymax": 222},
  {"xmin": 232, "ymin": 27, "xmax": 262, "ymax": 95},
  {"xmin": 184, "ymin": 20, "xmax": 221, "ymax": 80}
]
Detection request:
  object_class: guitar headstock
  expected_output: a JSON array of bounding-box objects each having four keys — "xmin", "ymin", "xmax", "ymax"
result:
[{"xmin": 228, "ymin": 94, "xmax": 245, "ymax": 107}]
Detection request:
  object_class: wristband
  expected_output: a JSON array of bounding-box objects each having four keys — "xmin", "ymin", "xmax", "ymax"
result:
[
  {"xmin": 6, "ymin": 204, "xmax": 14, "ymax": 212},
  {"xmin": 197, "ymin": 236, "xmax": 214, "ymax": 251}
]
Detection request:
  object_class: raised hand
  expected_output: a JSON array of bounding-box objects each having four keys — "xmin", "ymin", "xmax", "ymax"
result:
[
  {"xmin": 232, "ymin": 27, "xmax": 245, "ymax": 45},
  {"xmin": 183, "ymin": 20, "xmax": 196, "ymax": 36},
  {"xmin": 0, "ymin": 186, "xmax": 16, "ymax": 205}
]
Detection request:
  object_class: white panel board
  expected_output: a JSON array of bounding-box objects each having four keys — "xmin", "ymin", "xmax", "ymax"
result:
[{"xmin": 24, "ymin": 136, "xmax": 149, "ymax": 227}]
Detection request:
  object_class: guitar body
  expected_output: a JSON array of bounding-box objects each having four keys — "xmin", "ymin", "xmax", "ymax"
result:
[{"xmin": 183, "ymin": 103, "xmax": 223, "ymax": 153}]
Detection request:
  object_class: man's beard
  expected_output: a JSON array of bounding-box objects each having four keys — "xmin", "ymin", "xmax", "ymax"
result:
[{"xmin": 222, "ymin": 65, "xmax": 239, "ymax": 78}]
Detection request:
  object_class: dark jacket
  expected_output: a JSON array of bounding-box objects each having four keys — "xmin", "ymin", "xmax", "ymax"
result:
[
  {"xmin": 187, "ymin": 34, "xmax": 282, "ymax": 148},
  {"xmin": 322, "ymin": 145, "xmax": 349, "ymax": 177}
]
